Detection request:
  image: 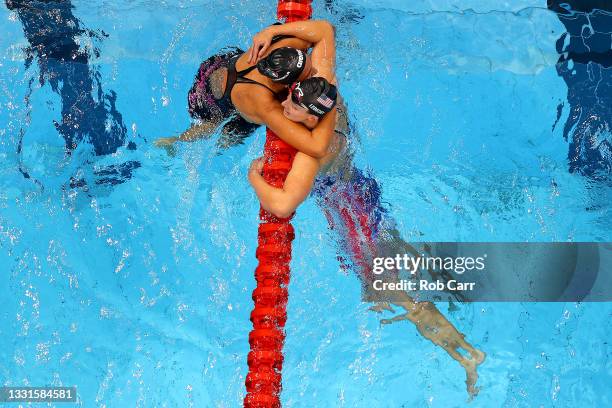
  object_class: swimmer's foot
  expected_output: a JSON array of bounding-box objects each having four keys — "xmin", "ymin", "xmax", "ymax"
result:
[
  {"xmin": 464, "ymin": 360, "xmax": 480, "ymax": 401},
  {"xmin": 368, "ymin": 302, "xmax": 395, "ymax": 314},
  {"xmin": 461, "ymin": 349, "xmax": 486, "ymax": 401}
]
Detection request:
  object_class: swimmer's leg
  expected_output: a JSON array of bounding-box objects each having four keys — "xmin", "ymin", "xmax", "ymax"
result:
[
  {"xmin": 313, "ymin": 166, "xmax": 485, "ymax": 396},
  {"xmin": 374, "ymin": 293, "xmax": 486, "ymax": 399},
  {"xmin": 457, "ymin": 334, "xmax": 486, "ymax": 364}
]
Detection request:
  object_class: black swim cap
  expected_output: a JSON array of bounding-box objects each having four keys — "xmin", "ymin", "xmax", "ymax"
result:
[
  {"xmin": 290, "ymin": 77, "xmax": 337, "ymax": 118},
  {"xmin": 257, "ymin": 47, "xmax": 306, "ymax": 85}
]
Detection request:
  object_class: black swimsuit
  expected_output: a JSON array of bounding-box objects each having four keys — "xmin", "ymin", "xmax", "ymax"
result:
[{"xmin": 222, "ymin": 56, "xmax": 280, "ymax": 101}]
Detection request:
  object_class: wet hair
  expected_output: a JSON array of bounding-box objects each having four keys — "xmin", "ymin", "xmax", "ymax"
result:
[
  {"xmin": 290, "ymin": 77, "xmax": 337, "ymax": 118},
  {"xmin": 257, "ymin": 47, "xmax": 306, "ymax": 85}
]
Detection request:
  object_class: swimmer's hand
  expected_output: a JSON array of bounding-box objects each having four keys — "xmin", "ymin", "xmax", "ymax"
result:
[
  {"xmin": 248, "ymin": 157, "xmax": 265, "ymax": 180},
  {"xmin": 248, "ymin": 28, "xmax": 275, "ymax": 64}
]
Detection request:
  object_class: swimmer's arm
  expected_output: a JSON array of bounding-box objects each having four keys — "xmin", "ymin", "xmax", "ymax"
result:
[
  {"xmin": 256, "ymin": 101, "xmax": 337, "ymax": 159},
  {"xmin": 308, "ymin": 23, "xmax": 336, "ymax": 83},
  {"xmin": 249, "ymin": 20, "xmax": 335, "ymax": 66},
  {"xmin": 177, "ymin": 122, "xmax": 217, "ymax": 141},
  {"xmin": 248, "ymin": 154, "xmax": 319, "ymax": 219},
  {"xmin": 268, "ymin": 20, "xmax": 333, "ymax": 48},
  {"xmin": 154, "ymin": 122, "xmax": 216, "ymax": 147}
]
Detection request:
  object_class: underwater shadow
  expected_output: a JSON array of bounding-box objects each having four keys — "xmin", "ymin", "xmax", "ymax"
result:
[
  {"xmin": 548, "ymin": 0, "xmax": 612, "ymax": 181},
  {"xmin": 6, "ymin": 0, "xmax": 140, "ymax": 187}
]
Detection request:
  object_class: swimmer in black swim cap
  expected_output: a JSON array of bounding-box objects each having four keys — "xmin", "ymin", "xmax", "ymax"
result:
[
  {"xmin": 286, "ymin": 77, "xmax": 337, "ymax": 120},
  {"xmin": 256, "ymin": 46, "xmax": 314, "ymax": 85}
]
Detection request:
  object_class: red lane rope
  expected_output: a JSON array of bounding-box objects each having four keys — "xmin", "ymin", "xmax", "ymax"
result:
[{"xmin": 244, "ymin": 2, "xmax": 312, "ymax": 407}]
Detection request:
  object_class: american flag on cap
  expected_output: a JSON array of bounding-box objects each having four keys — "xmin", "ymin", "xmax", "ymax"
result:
[{"xmin": 316, "ymin": 94, "xmax": 335, "ymax": 109}]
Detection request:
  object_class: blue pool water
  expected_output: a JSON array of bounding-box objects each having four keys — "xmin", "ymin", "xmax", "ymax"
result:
[{"xmin": 1, "ymin": 0, "xmax": 611, "ymax": 406}]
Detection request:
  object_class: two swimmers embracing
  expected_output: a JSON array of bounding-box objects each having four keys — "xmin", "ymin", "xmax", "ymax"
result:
[
  {"xmin": 155, "ymin": 19, "xmax": 485, "ymax": 399},
  {"xmin": 154, "ymin": 20, "xmax": 338, "ymax": 159}
]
